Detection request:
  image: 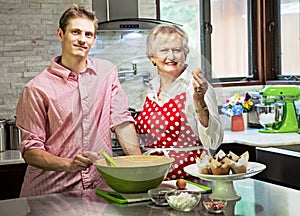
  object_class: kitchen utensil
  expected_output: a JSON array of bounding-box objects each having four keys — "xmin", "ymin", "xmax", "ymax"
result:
[
  {"xmin": 158, "ymin": 179, "xmax": 212, "ymax": 193},
  {"xmin": 84, "ymin": 150, "xmax": 118, "ymax": 167},
  {"xmin": 96, "ymin": 179, "xmax": 210, "ymax": 205},
  {"xmin": 255, "ymin": 103, "xmax": 284, "ymax": 128},
  {"xmin": 255, "ymin": 85, "xmax": 300, "ymax": 133},
  {"xmin": 7, "ymin": 119, "xmax": 21, "ymax": 150},
  {"xmin": 165, "ymin": 190, "xmax": 202, "ymax": 212},
  {"xmin": 203, "ymin": 200, "xmax": 226, "ymax": 214},
  {"xmin": 247, "ymin": 91, "xmax": 264, "ymax": 128},
  {"xmin": 94, "ymin": 155, "xmax": 174, "ymax": 193},
  {"xmin": 0, "ymin": 119, "xmax": 8, "ymax": 152},
  {"xmin": 184, "ymin": 162, "xmax": 266, "ymax": 201},
  {"xmin": 100, "ymin": 150, "xmax": 118, "ymax": 167},
  {"xmin": 147, "ymin": 188, "xmax": 175, "ymax": 206},
  {"xmin": 95, "ymin": 189, "xmax": 150, "ymax": 204},
  {"xmin": 148, "ymin": 179, "xmax": 211, "ymax": 206},
  {"xmin": 183, "ymin": 180, "xmax": 212, "ymax": 193}
]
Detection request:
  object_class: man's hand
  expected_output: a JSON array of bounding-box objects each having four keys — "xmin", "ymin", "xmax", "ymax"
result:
[
  {"xmin": 23, "ymin": 149, "xmax": 92, "ymax": 173},
  {"xmin": 68, "ymin": 152, "xmax": 93, "ymax": 172}
]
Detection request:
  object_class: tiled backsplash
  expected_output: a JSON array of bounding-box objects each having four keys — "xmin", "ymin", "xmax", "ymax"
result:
[{"xmin": 90, "ymin": 31, "xmax": 264, "ymax": 111}]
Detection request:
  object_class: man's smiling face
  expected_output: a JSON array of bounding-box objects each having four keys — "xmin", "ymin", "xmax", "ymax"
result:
[{"xmin": 58, "ymin": 17, "xmax": 96, "ymax": 60}]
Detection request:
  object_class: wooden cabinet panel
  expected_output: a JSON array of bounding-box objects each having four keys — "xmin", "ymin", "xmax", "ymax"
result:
[
  {"xmin": 216, "ymin": 143, "xmax": 257, "ymax": 161},
  {"xmin": 0, "ymin": 163, "xmax": 27, "ymax": 200}
]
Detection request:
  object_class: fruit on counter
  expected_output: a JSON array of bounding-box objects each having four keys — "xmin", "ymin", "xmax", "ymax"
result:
[
  {"xmin": 195, "ymin": 150, "xmax": 249, "ymax": 175},
  {"xmin": 176, "ymin": 179, "xmax": 187, "ymax": 190}
]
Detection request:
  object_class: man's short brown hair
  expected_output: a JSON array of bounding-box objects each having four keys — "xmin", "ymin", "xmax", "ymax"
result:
[{"xmin": 59, "ymin": 4, "xmax": 98, "ymax": 34}]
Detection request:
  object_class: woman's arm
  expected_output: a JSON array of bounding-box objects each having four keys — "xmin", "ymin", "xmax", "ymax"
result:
[
  {"xmin": 115, "ymin": 122, "xmax": 142, "ymax": 155},
  {"xmin": 191, "ymin": 68, "xmax": 224, "ymax": 150}
]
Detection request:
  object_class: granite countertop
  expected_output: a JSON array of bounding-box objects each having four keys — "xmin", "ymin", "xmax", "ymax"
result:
[
  {"xmin": 223, "ymin": 128, "xmax": 300, "ymax": 147},
  {"xmin": 0, "ymin": 178, "xmax": 299, "ymax": 216}
]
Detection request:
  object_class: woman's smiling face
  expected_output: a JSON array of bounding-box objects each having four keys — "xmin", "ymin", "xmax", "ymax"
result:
[{"xmin": 150, "ymin": 33, "xmax": 186, "ymax": 78}]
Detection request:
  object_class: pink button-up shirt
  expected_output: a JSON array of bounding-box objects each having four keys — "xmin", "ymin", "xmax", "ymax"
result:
[{"xmin": 16, "ymin": 56, "xmax": 133, "ymax": 197}]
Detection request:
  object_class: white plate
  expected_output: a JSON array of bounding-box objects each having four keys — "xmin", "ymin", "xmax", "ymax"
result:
[
  {"xmin": 183, "ymin": 162, "xmax": 266, "ymax": 181},
  {"xmin": 158, "ymin": 180, "xmax": 206, "ymax": 193}
]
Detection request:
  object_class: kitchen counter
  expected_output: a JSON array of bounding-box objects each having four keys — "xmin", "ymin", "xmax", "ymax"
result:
[
  {"xmin": 1, "ymin": 128, "xmax": 299, "ymax": 165},
  {"xmin": 222, "ymin": 129, "xmax": 300, "ymax": 190},
  {"xmin": 223, "ymin": 128, "xmax": 300, "ymax": 147},
  {"xmin": 0, "ymin": 178, "xmax": 299, "ymax": 216},
  {"xmin": 0, "ymin": 150, "xmax": 24, "ymax": 165}
]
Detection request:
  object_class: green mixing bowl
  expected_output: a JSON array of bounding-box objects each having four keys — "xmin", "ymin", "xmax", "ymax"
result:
[{"xmin": 94, "ymin": 155, "xmax": 174, "ymax": 193}]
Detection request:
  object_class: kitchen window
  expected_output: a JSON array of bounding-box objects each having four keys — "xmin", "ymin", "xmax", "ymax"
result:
[
  {"xmin": 158, "ymin": 0, "xmax": 300, "ymax": 85},
  {"xmin": 278, "ymin": 0, "xmax": 300, "ymax": 79}
]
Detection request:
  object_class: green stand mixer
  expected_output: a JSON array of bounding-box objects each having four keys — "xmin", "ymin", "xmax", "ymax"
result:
[{"xmin": 255, "ymin": 85, "xmax": 300, "ymax": 133}]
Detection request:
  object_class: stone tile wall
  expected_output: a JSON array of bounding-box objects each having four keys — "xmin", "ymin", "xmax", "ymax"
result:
[
  {"xmin": 0, "ymin": 0, "xmax": 91, "ymax": 118},
  {"xmin": 0, "ymin": 0, "xmax": 156, "ymax": 119}
]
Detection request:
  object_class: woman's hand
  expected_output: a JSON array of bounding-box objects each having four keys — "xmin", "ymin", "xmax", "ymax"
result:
[
  {"xmin": 192, "ymin": 68, "xmax": 209, "ymax": 127},
  {"xmin": 192, "ymin": 68, "xmax": 208, "ymax": 103}
]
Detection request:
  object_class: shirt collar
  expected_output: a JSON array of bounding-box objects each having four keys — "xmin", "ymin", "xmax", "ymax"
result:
[
  {"xmin": 49, "ymin": 56, "xmax": 97, "ymax": 81},
  {"xmin": 149, "ymin": 65, "xmax": 191, "ymax": 92}
]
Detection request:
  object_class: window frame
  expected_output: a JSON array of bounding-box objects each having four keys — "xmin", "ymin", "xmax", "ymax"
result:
[
  {"xmin": 157, "ymin": 0, "xmax": 300, "ymax": 87},
  {"xmin": 200, "ymin": 0, "xmax": 262, "ymax": 86}
]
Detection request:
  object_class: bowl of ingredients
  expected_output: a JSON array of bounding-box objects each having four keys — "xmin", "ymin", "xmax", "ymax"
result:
[
  {"xmin": 165, "ymin": 190, "xmax": 201, "ymax": 212},
  {"xmin": 255, "ymin": 103, "xmax": 283, "ymax": 129},
  {"xmin": 148, "ymin": 188, "xmax": 175, "ymax": 206},
  {"xmin": 203, "ymin": 200, "xmax": 226, "ymax": 214},
  {"xmin": 94, "ymin": 155, "xmax": 174, "ymax": 193}
]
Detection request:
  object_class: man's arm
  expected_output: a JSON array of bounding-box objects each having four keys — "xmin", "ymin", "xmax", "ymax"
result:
[{"xmin": 23, "ymin": 149, "xmax": 92, "ymax": 172}]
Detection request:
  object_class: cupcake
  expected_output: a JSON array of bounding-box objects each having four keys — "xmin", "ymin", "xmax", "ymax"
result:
[
  {"xmin": 195, "ymin": 151, "xmax": 212, "ymax": 174},
  {"xmin": 230, "ymin": 151, "xmax": 249, "ymax": 174},
  {"xmin": 210, "ymin": 158, "xmax": 231, "ymax": 175},
  {"xmin": 228, "ymin": 151, "xmax": 240, "ymax": 162}
]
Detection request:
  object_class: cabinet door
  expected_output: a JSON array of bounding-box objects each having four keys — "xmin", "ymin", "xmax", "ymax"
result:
[
  {"xmin": 0, "ymin": 163, "xmax": 27, "ymax": 200},
  {"xmin": 216, "ymin": 143, "xmax": 256, "ymax": 161}
]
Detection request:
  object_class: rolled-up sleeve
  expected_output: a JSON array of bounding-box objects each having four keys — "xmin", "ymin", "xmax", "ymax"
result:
[
  {"xmin": 197, "ymin": 85, "xmax": 224, "ymax": 150},
  {"xmin": 109, "ymin": 67, "xmax": 135, "ymax": 130},
  {"xmin": 16, "ymin": 84, "xmax": 47, "ymax": 154}
]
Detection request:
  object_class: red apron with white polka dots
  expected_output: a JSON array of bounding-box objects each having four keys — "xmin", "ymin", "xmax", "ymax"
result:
[{"xmin": 135, "ymin": 92, "xmax": 205, "ymax": 180}]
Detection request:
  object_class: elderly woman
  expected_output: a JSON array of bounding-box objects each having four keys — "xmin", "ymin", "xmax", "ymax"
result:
[{"xmin": 134, "ymin": 24, "xmax": 224, "ymax": 180}]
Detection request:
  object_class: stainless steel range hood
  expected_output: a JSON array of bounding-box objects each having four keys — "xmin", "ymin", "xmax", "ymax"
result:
[
  {"xmin": 92, "ymin": 0, "xmax": 181, "ymax": 31},
  {"xmin": 97, "ymin": 18, "xmax": 181, "ymax": 31}
]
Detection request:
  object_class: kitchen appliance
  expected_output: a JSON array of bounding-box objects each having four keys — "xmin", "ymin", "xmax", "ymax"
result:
[
  {"xmin": 0, "ymin": 119, "xmax": 8, "ymax": 152},
  {"xmin": 97, "ymin": 18, "xmax": 181, "ymax": 31},
  {"xmin": 255, "ymin": 85, "xmax": 300, "ymax": 133},
  {"xmin": 93, "ymin": 0, "xmax": 181, "ymax": 31},
  {"xmin": 7, "ymin": 119, "xmax": 21, "ymax": 150},
  {"xmin": 247, "ymin": 91, "xmax": 263, "ymax": 128},
  {"xmin": 93, "ymin": 0, "xmax": 139, "ymax": 23}
]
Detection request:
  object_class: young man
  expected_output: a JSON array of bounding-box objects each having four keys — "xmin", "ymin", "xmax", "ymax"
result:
[{"xmin": 16, "ymin": 4, "xmax": 141, "ymax": 197}]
